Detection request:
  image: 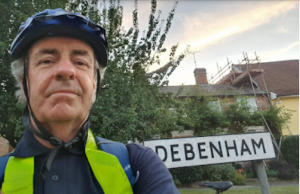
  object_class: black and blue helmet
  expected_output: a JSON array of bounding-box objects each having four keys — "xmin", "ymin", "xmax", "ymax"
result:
[{"xmin": 10, "ymin": 8, "xmax": 108, "ymax": 67}]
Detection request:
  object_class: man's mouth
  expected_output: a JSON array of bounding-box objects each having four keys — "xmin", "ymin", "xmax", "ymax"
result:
[{"xmin": 49, "ymin": 90, "xmax": 79, "ymax": 97}]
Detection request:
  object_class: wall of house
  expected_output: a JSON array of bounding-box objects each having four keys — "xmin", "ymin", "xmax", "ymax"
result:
[
  {"xmin": 273, "ymin": 96, "xmax": 299, "ymax": 135},
  {"xmin": 256, "ymin": 96, "xmax": 271, "ymax": 110},
  {"xmin": 213, "ymin": 96, "xmax": 264, "ymax": 112},
  {"xmin": 220, "ymin": 94, "xmax": 269, "ymax": 111},
  {"xmin": 219, "ymin": 96, "xmax": 236, "ymax": 110}
]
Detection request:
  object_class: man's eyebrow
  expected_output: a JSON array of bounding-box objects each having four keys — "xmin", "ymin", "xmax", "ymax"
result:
[
  {"xmin": 35, "ymin": 48, "xmax": 58, "ymax": 56},
  {"xmin": 72, "ymin": 49, "xmax": 93, "ymax": 62},
  {"xmin": 72, "ymin": 49, "xmax": 89, "ymax": 56},
  {"xmin": 33, "ymin": 48, "xmax": 92, "ymax": 60}
]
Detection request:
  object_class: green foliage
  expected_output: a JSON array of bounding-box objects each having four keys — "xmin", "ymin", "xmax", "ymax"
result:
[
  {"xmin": 173, "ymin": 177, "xmax": 182, "ymax": 188},
  {"xmin": 171, "ymin": 96, "xmax": 290, "ymax": 138},
  {"xmin": 180, "ymin": 185, "xmax": 299, "ymax": 194},
  {"xmin": 202, "ymin": 164, "xmax": 236, "ymax": 181},
  {"xmin": 170, "ymin": 166, "xmax": 204, "ymax": 186},
  {"xmin": 262, "ymin": 106, "xmax": 291, "ymax": 139},
  {"xmin": 266, "ymin": 169, "xmax": 279, "ymax": 178},
  {"xmin": 243, "ymin": 162, "xmax": 256, "ymax": 178},
  {"xmin": 170, "ymin": 164, "xmax": 237, "ymax": 186},
  {"xmin": 174, "ymin": 97, "xmax": 229, "ymax": 136},
  {"xmin": 232, "ymin": 172, "xmax": 246, "ymax": 185},
  {"xmin": 281, "ymin": 135, "xmax": 299, "ymax": 169},
  {"xmin": 224, "ymin": 100, "xmax": 261, "ymax": 133},
  {"xmin": 219, "ymin": 98, "xmax": 290, "ymax": 137},
  {"xmin": 268, "ymin": 159, "xmax": 298, "ymax": 180}
]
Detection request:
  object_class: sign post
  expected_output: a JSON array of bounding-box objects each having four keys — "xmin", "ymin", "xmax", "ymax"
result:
[{"xmin": 253, "ymin": 160, "xmax": 271, "ymax": 194}]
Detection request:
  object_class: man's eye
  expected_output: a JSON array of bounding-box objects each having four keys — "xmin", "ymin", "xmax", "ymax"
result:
[
  {"xmin": 76, "ymin": 61, "xmax": 87, "ymax": 66},
  {"xmin": 40, "ymin": 60, "xmax": 53, "ymax": 64},
  {"xmin": 76, "ymin": 61, "xmax": 84, "ymax": 65}
]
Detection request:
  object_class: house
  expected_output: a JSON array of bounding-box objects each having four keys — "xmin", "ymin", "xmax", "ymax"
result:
[
  {"xmin": 159, "ymin": 68, "xmax": 270, "ymax": 112},
  {"xmin": 216, "ymin": 60, "xmax": 299, "ymax": 135},
  {"xmin": 159, "ymin": 68, "xmax": 270, "ymax": 137}
]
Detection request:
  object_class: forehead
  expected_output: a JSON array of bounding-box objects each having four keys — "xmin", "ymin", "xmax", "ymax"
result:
[{"xmin": 28, "ymin": 37, "xmax": 94, "ymax": 57}]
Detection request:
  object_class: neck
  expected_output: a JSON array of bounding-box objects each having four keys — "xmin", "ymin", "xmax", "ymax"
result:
[{"xmin": 30, "ymin": 116, "xmax": 86, "ymax": 148}]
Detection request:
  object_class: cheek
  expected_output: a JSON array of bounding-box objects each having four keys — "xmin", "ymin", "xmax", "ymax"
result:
[{"xmin": 28, "ymin": 71, "xmax": 50, "ymax": 99}]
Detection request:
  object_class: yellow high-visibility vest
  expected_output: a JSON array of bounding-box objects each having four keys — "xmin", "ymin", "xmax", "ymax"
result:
[{"xmin": 2, "ymin": 129, "xmax": 133, "ymax": 194}]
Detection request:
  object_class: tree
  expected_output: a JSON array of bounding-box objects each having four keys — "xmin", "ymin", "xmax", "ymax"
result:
[
  {"xmin": 0, "ymin": 0, "xmax": 186, "ymax": 144},
  {"xmin": 79, "ymin": 0, "xmax": 185, "ymax": 142}
]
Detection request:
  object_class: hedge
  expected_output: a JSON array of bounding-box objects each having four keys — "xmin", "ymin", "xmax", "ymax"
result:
[{"xmin": 281, "ymin": 135, "xmax": 299, "ymax": 169}]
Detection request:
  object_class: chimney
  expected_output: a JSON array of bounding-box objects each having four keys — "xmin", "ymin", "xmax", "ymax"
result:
[{"xmin": 194, "ymin": 68, "xmax": 208, "ymax": 85}]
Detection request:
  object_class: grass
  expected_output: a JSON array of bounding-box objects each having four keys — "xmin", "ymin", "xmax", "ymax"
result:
[{"xmin": 179, "ymin": 185, "xmax": 299, "ymax": 194}]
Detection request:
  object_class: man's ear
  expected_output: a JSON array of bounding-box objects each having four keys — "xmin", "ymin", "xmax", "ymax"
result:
[
  {"xmin": 92, "ymin": 76, "xmax": 97, "ymax": 103},
  {"xmin": 16, "ymin": 76, "xmax": 28, "ymax": 103},
  {"xmin": 20, "ymin": 76, "xmax": 25, "ymax": 94}
]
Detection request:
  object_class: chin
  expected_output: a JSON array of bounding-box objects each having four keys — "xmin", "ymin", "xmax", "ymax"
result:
[
  {"xmin": 53, "ymin": 113, "xmax": 77, "ymax": 121},
  {"xmin": 47, "ymin": 106, "xmax": 80, "ymax": 121}
]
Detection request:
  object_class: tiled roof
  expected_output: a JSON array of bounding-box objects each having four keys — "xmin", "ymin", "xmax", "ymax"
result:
[
  {"xmin": 235, "ymin": 60, "xmax": 299, "ymax": 96},
  {"xmin": 159, "ymin": 84, "xmax": 267, "ymax": 97}
]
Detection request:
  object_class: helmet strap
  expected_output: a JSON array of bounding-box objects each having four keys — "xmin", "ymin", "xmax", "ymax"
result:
[
  {"xmin": 22, "ymin": 58, "xmax": 56, "ymax": 143},
  {"xmin": 96, "ymin": 69, "xmax": 101, "ymax": 95}
]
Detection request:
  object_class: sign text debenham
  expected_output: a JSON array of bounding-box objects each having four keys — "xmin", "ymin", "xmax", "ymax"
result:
[{"xmin": 144, "ymin": 132, "xmax": 275, "ymax": 168}]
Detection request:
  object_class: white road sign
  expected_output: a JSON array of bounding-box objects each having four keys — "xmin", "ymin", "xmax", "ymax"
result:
[{"xmin": 144, "ymin": 132, "xmax": 276, "ymax": 168}]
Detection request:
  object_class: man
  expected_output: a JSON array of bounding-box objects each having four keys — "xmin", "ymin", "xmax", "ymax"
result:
[{"xmin": 0, "ymin": 8, "xmax": 179, "ymax": 194}]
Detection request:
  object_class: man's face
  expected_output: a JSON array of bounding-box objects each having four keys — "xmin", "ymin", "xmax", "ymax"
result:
[{"xmin": 27, "ymin": 37, "xmax": 96, "ymax": 126}]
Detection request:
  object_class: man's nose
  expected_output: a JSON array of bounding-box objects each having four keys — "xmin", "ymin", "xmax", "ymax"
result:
[{"xmin": 55, "ymin": 59, "xmax": 76, "ymax": 80}]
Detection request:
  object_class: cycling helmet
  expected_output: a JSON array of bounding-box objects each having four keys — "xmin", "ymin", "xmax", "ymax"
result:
[{"xmin": 10, "ymin": 8, "xmax": 108, "ymax": 67}]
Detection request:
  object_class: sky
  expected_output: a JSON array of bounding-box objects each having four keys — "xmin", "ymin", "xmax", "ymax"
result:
[{"xmin": 120, "ymin": 0, "xmax": 299, "ymax": 85}]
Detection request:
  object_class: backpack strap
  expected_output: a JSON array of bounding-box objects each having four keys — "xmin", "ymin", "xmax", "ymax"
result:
[
  {"xmin": 95, "ymin": 137, "xmax": 136, "ymax": 186},
  {"xmin": 0, "ymin": 154, "xmax": 12, "ymax": 188}
]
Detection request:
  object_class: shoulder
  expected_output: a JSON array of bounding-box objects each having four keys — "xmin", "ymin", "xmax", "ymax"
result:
[
  {"xmin": 126, "ymin": 143, "xmax": 167, "ymax": 176},
  {"xmin": 0, "ymin": 154, "xmax": 12, "ymax": 187},
  {"xmin": 126, "ymin": 143, "xmax": 161, "ymax": 174},
  {"xmin": 126, "ymin": 144, "xmax": 179, "ymax": 194},
  {"xmin": 0, "ymin": 154, "xmax": 12, "ymax": 173},
  {"xmin": 126, "ymin": 143, "xmax": 155, "ymax": 162}
]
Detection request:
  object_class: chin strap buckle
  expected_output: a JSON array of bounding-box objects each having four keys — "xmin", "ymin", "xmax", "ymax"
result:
[{"xmin": 49, "ymin": 137, "xmax": 63, "ymax": 147}]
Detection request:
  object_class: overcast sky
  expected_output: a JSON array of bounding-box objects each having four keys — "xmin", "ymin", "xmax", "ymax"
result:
[{"xmin": 120, "ymin": 0, "xmax": 299, "ymax": 85}]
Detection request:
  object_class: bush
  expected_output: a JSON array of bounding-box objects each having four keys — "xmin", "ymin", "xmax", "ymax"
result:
[
  {"xmin": 268, "ymin": 159, "xmax": 297, "ymax": 180},
  {"xmin": 169, "ymin": 164, "xmax": 237, "ymax": 186},
  {"xmin": 266, "ymin": 169, "xmax": 279, "ymax": 178},
  {"xmin": 202, "ymin": 164, "xmax": 236, "ymax": 181},
  {"xmin": 232, "ymin": 172, "xmax": 246, "ymax": 185},
  {"xmin": 173, "ymin": 178, "xmax": 182, "ymax": 187},
  {"xmin": 281, "ymin": 135, "xmax": 299, "ymax": 170},
  {"xmin": 169, "ymin": 166, "xmax": 204, "ymax": 185}
]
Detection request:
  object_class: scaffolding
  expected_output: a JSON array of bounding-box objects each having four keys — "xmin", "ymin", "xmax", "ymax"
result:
[
  {"xmin": 207, "ymin": 52, "xmax": 283, "ymax": 157},
  {"xmin": 208, "ymin": 52, "xmax": 261, "ymax": 84}
]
